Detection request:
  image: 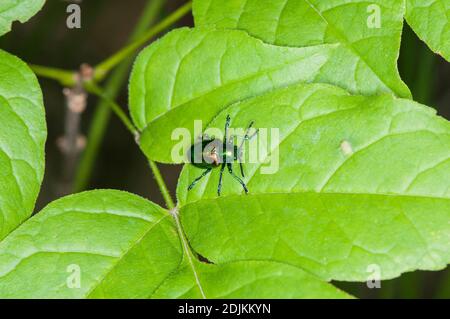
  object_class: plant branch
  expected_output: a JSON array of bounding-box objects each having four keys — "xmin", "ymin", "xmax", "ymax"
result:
[
  {"xmin": 93, "ymin": 1, "xmax": 192, "ymax": 82},
  {"xmin": 83, "ymin": 81, "xmax": 139, "ymax": 140},
  {"xmin": 30, "ymin": 64, "xmax": 77, "ymax": 86},
  {"xmin": 149, "ymin": 161, "xmax": 175, "ymax": 210},
  {"xmin": 28, "ymin": 1, "xmax": 192, "ymax": 86},
  {"xmin": 58, "ymin": 70, "xmax": 89, "ymax": 195},
  {"xmin": 31, "ymin": 1, "xmax": 182, "ymax": 209},
  {"xmin": 82, "ymin": 82, "xmax": 176, "ymax": 210},
  {"xmin": 73, "ymin": 0, "xmax": 166, "ymax": 192}
]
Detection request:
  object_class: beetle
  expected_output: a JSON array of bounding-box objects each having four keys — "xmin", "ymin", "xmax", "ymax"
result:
[{"xmin": 187, "ymin": 115, "xmax": 258, "ymax": 196}]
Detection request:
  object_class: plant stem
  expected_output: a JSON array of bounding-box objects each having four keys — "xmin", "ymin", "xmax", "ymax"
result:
[
  {"xmin": 83, "ymin": 81, "xmax": 139, "ymax": 139},
  {"xmin": 413, "ymin": 46, "xmax": 435, "ymax": 105},
  {"xmin": 81, "ymin": 82, "xmax": 177, "ymax": 210},
  {"xmin": 73, "ymin": 0, "xmax": 166, "ymax": 192},
  {"xmin": 59, "ymin": 85, "xmax": 88, "ymax": 196},
  {"xmin": 28, "ymin": 1, "xmax": 192, "ymax": 86},
  {"xmin": 94, "ymin": 1, "xmax": 192, "ymax": 81},
  {"xmin": 149, "ymin": 160, "xmax": 175, "ymax": 210},
  {"xmin": 30, "ymin": 64, "xmax": 76, "ymax": 86},
  {"xmin": 436, "ymin": 269, "xmax": 450, "ymax": 298}
]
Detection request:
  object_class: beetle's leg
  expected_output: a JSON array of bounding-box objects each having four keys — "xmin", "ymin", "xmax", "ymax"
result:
[
  {"xmin": 230, "ymin": 120, "xmax": 258, "ymax": 144},
  {"xmin": 246, "ymin": 121, "xmax": 259, "ymax": 141},
  {"xmin": 187, "ymin": 168, "xmax": 212, "ymax": 191},
  {"xmin": 238, "ymin": 121, "xmax": 259, "ymax": 154},
  {"xmin": 237, "ymin": 121, "xmax": 258, "ymax": 178},
  {"xmin": 237, "ymin": 145, "xmax": 245, "ymax": 178},
  {"xmin": 231, "ymin": 134, "xmax": 257, "ymax": 140},
  {"xmin": 217, "ymin": 163, "xmax": 226, "ymax": 196},
  {"xmin": 197, "ymin": 133, "xmax": 214, "ymax": 141},
  {"xmin": 227, "ymin": 163, "xmax": 249, "ymax": 194},
  {"xmin": 247, "ymin": 128, "xmax": 259, "ymax": 140}
]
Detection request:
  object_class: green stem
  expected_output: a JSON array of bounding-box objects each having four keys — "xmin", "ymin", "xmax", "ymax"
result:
[
  {"xmin": 83, "ymin": 82, "xmax": 177, "ymax": 210},
  {"xmin": 436, "ymin": 269, "xmax": 450, "ymax": 298},
  {"xmin": 28, "ymin": 1, "xmax": 192, "ymax": 86},
  {"xmin": 149, "ymin": 160, "xmax": 175, "ymax": 210},
  {"xmin": 29, "ymin": 64, "xmax": 76, "ymax": 86},
  {"xmin": 83, "ymin": 81, "xmax": 139, "ymax": 139},
  {"xmin": 74, "ymin": 0, "xmax": 166, "ymax": 192},
  {"xmin": 94, "ymin": 1, "xmax": 192, "ymax": 81},
  {"xmin": 413, "ymin": 47, "xmax": 435, "ymax": 105}
]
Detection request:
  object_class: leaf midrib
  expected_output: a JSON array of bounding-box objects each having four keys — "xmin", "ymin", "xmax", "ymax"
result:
[{"xmin": 171, "ymin": 210, "xmax": 207, "ymax": 298}]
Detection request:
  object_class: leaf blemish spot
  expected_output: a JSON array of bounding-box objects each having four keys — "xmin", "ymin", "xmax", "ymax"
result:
[{"xmin": 340, "ymin": 140, "xmax": 353, "ymax": 156}]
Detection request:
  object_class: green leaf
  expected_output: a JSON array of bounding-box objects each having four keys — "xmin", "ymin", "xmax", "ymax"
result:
[
  {"xmin": 0, "ymin": 0, "xmax": 45, "ymax": 37},
  {"xmin": 130, "ymin": 27, "xmax": 337, "ymax": 162},
  {"xmin": 0, "ymin": 190, "xmax": 181, "ymax": 298},
  {"xmin": 177, "ymin": 83, "xmax": 450, "ymax": 281},
  {"xmin": 193, "ymin": 0, "xmax": 411, "ymax": 98},
  {"xmin": 152, "ymin": 258, "xmax": 351, "ymax": 298},
  {"xmin": 0, "ymin": 49, "xmax": 46, "ymax": 240},
  {"xmin": 0, "ymin": 190, "xmax": 348, "ymax": 298},
  {"xmin": 405, "ymin": 0, "xmax": 450, "ymax": 61}
]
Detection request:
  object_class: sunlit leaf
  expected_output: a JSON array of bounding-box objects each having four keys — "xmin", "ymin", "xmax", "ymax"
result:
[
  {"xmin": 193, "ymin": 0, "xmax": 411, "ymax": 97},
  {"xmin": 0, "ymin": 190, "xmax": 349, "ymax": 298},
  {"xmin": 129, "ymin": 27, "xmax": 337, "ymax": 162},
  {"xmin": 177, "ymin": 83, "xmax": 450, "ymax": 281}
]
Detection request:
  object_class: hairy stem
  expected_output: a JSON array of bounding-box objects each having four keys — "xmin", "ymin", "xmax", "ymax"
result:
[
  {"xmin": 73, "ymin": 0, "xmax": 166, "ymax": 192},
  {"xmin": 94, "ymin": 1, "xmax": 192, "ymax": 81},
  {"xmin": 149, "ymin": 161, "xmax": 175, "ymax": 210}
]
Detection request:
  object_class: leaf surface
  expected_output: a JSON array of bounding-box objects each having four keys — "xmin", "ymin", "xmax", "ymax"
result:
[
  {"xmin": 0, "ymin": 190, "xmax": 348, "ymax": 298},
  {"xmin": 177, "ymin": 83, "xmax": 450, "ymax": 281},
  {"xmin": 152, "ymin": 258, "xmax": 351, "ymax": 298},
  {"xmin": 405, "ymin": 0, "xmax": 450, "ymax": 61},
  {"xmin": 0, "ymin": 0, "xmax": 45, "ymax": 36},
  {"xmin": 0, "ymin": 49, "xmax": 46, "ymax": 240},
  {"xmin": 0, "ymin": 190, "xmax": 180, "ymax": 298},
  {"xmin": 193, "ymin": 0, "xmax": 411, "ymax": 97},
  {"xmin": 129, "ymin": 27, "xmax": 337, "ymax": 162}
]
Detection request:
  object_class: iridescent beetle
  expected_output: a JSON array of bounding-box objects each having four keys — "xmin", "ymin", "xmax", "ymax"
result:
[{"xmin": 187, "ymin": 115, "xmax": 258, "ymax": 196}]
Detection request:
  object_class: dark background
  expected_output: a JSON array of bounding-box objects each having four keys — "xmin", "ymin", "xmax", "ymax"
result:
[{"xmin": 0, "ymin": 0, "xmax": 448, "ymax": 299}]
